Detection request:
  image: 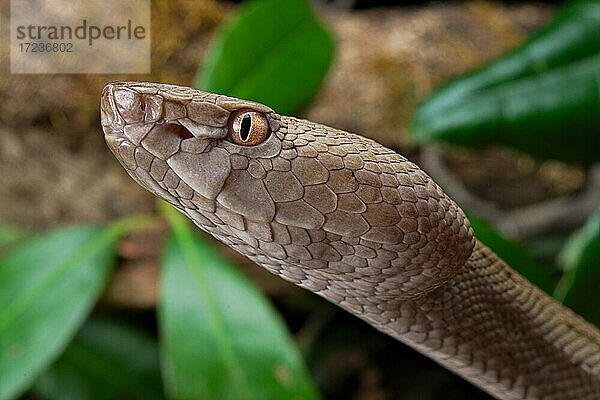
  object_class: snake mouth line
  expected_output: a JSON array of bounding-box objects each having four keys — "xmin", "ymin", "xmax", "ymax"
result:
[
  {"xmin": 103, "ymin": 121, "xmax": 194, "ymax": 143},
  {"xmin": 101, "ymin": 81, "xmax": 229, "ymax": 147}
]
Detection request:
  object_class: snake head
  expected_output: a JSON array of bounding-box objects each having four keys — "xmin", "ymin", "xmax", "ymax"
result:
[
  {"xmin": 102, "ymin": 81, "xmax": 474, "ymax": 308},
  {"xmin": 101, "ymin": 81, "xmax": 280, "ymax": 206}
]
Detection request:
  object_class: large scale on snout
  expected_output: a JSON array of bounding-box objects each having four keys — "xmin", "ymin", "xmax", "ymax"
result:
[{"xmin": 102, "ymin": 81, "xmax": 600, "ymax": 400}]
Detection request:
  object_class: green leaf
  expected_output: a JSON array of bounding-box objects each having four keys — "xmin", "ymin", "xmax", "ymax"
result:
[
  {"xmin": 411, "ymin": 0, "xmax": 600, "ymax": 164},
  {"xmin": 554, "ymin": 204, "xmax": 600, "ymax": 326},
  {"xmin": 158, "ymin": 203, "xmax": 320, "ymax": 400},
  {"xmin": 0, "ymin": 224, "xmax": 120, "ymax": 400},
  {"xmin": 468, "ymin": 213, "xmax": 556, "ymax": 294},
  {"xmin": 412, "ymin": 55, "xmax": 600, "ymax": 163},
  {"xmin": 415, "ymin": 0, "xmax": 600, "ymax": 115},
  {"xmin": 33, "ymin": 317, "xmax": 164, "ymax": 400},
  {"xmin": 196, "ymin": 0, "xmax": 333, "ymax": 115}
]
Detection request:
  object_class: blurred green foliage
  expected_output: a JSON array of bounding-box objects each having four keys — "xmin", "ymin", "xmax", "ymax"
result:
[
  {"xmin": 0, "ymin": 225, "xmax": 121, "ymax": 399},
  {"xmin": 411, "ymin": 0, "xmax": 600, "ymax": 164},
  {"xmin": 555, "ymin": 204, "xmax": 600, "ymax": 326},
  {"xmin": 33, "ymin": 317, "xmax": 164, "ymax": 400},
  {"xmin": 196, "ymin": 0, "xmax": 333, "ymax": 114}
]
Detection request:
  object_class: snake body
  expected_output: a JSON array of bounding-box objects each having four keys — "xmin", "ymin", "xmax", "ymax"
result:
[{"xmin": 101, "ymin": 81, "xmax": 600, "ymax": 399}]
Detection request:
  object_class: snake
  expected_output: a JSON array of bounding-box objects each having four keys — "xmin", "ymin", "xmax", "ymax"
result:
[{"xmin": 101, "ymin": 81, "xmax": 600, "ymax": 400}]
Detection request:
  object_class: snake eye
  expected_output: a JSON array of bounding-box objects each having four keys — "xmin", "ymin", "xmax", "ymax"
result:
[{"xmin": 227, "ymin": 109, "xmax": 270, "ymax": 146}]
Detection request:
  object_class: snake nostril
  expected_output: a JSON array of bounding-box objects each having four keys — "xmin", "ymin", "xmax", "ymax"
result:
[{"xmin": 114, "ymin": 88, "xmax": 145, "ymax": 123}]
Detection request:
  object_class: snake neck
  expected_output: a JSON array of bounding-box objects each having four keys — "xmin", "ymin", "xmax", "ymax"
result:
[{"xmin": 371, "ymin": 241, "xmax": 600, "ymax": 400}]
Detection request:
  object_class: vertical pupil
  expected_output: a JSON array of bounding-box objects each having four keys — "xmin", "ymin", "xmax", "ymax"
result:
[{"xmin": 240, "ymin": 114, "xmax": 252, "ymax": 141}]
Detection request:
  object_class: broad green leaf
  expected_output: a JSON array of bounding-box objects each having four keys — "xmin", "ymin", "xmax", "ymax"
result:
[
  {"xmin": 0, "ymin": 224, "xmax": 120, "ymax": 400},
  {"xmin": 414, "ymin": 0, "xmax": 600, "ymax": 117},
  {"xmin": 158, "ymin": 203, "xmax": 320, "ymax": 400},
  {"xmin": 411, "ymin": 0, "xmax": 600, "ymax": 164},
  {"xmin": 33, "ymin": 317, "xmax": 164, "ymax": 400},
  {"xmin": 411, "ymin": 55, "xmax": 600, "ymax": 163},
  {"xmin": 554, "ymin": 204, "xmax": 600, "ymax": 326},
  {"xmin": 468, "ymin": 214, "xmax": 556, "ymax": 294},
  {"xmin": 196, "ymin": 0, "xmax": 333, "ymax": 115}
]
